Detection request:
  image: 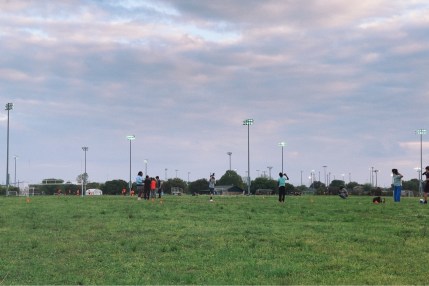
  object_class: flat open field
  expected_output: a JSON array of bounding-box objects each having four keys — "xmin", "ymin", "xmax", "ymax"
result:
[{"xmin": 0, "ymin": 195, "xmax": 428, "ymax": 285}]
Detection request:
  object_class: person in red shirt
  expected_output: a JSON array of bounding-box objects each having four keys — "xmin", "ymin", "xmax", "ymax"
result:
[{"xmin": 150, "ymin": 178, "xmax": 156, "ymax": 201}]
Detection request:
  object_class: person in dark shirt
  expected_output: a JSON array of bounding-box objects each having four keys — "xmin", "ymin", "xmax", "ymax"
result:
[
  {"xmin": 143, "ymin": 175, "xmax": 151, "ymax": 200},
  {"xmin": 422, "ymin": 166, "xmax": 429, "ymax": 204}
]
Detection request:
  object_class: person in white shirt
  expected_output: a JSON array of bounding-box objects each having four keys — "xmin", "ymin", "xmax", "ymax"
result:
[{"xmin": 392, "ymin": 169, "xmax": 403, "ymax": 202}]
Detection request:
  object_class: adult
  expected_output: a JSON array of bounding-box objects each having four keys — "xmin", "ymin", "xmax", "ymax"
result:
[
  {"xmin": 339, "ymin": 186, "xmax": 348, "ymax": 199},
  {"xmin": 143, "ymin": 175, "xmax": 151, "ymax": 200},
  {"xmin": 422, "ymin": 166, "xmax": 429, "ymax": 204},
  {"xmin": 277, "ymin": 172, "xmax": 289, "ymax": 203},
  {"xmin": 392, "ymin": 169, "xmax": 403, "ymax": 202},
  {"xmin": 156, "ymin": 176, "xmax": 162, "ymax": 198},
  {"xmin": 136, "ymin": 171, "xmax": 144, "ymax": 200},
  {"xmin": 209, "ymin": 173, "xmax": 216, "ymax": 195}
]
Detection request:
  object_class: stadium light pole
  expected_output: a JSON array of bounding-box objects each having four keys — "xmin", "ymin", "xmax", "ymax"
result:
[
  {"xmin": 416, "ymin": 129, "xmax": 426, "ymax": 196},
  {"xmin": 323, "ymin": 165, "xmax": 327, "ymax": 187},
  {"xmin": 267, "ymin": 166, "xmax": 273, "ymax": 179},
  {"xmin": 5, "ymin": 103, "xmax": 13, "ymax": 192},
  {"xmin": 82, "ymin": 147, "xmax": 88, "ymax": 196},
  {"xmin": 243, "ymin": 119, "xmax": 254, "ymax": 195},
  {"xmin": 227, "ymin": 152, "xmax": 232, "ymax": 171},
  {"xmin": 127, "ymin": 135, "xmax": 135, "ymax": 195},
  {"xmin": 278, "ymin": 142, "xmax": 286, "ymax": 173},
  {"xmin": 373, "ymin": 170, "xmax": 379, "ymax": 187},
  {"xmin": 14, "ymin": 155, "xmax": 18, "ymax": 186}
]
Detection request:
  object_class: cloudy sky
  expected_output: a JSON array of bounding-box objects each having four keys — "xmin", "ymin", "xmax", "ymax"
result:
[{"xmin": 1, "ymin": 0, "xmax": 428, "ymax": 188}]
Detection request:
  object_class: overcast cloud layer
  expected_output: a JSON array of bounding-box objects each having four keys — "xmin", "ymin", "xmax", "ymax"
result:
[{"xmin": 1, "ymin": 0, "xmax": 428, "ymax": 188}]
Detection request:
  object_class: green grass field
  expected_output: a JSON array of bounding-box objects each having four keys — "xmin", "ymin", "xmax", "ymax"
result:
[{"xmin": 0, "ymin": 195, "xmax": 428, "ymax": 285}]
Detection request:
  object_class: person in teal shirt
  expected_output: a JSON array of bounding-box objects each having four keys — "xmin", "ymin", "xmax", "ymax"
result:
[
  {"xmin": 277, "ymin": 172, "xmax": 289, "ymax": 203},
  {"xmin": 136, "ymin": 171, "xmax": 144, "ymax": 200}
]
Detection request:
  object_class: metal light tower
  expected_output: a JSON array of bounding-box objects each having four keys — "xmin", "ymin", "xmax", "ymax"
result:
[
  {"xmin": 416, "ymin": 129, "xmax": 426, "ymax": 196},
  {"xmin": 5, "ymin": 103, "xmax": 13, "ymax": 191},
  {"xmin": 278, "ymin": 142, "xmax": 286, "ymax": 173},
  {"xmin": 127, "ymin": 135, "xmax": 135, "ymax": 195},
  {"xmin": 373, "ymin": 169, "xmax": 379, "ymax": 187},
  {"xmin": 14, "ymin": 155, "xmax": 18, "ymax": 186},
  {"xmin": 267, "ymin": 166, "xmax": 273, "ymax": 179},
  {"xmin": 243, "ymin": 119, "xmax": 254, "ymax": 195},
  {"xmin": 323, "ymin": 165, "xmax": 327, "ymax": 187},
  {"xmin": 227, "ymin": 152, "xmax": 232, "ymax": 171},
  {"xmin": 144, "ymin": 159, "xmax": 148, "ymax": 175},
  {"xmin": 82, "ymin": 147, "xmax": 88, "ymax": 196}
]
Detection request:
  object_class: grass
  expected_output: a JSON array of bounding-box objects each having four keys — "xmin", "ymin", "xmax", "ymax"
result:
[{"xmin": 0, "ymin": 195, "xmax": 428, "ymax": 285}]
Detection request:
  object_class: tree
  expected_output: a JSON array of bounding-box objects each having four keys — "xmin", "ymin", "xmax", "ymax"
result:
[
  {"xmin": 310, "ymin": 180, "xmax": 326, "ymax": 190},
  {"xmin": 76, "ymin": 173, "xmax": 88, "ymax": 184},
  {"xmin": 102, "ymin": 180, "xmax": 128, "ymax": 195},
  {"xmin": 162, "ymin": 178, "xmax": 188, "ymax": 194},
  {"xmin": 346, "ymin": 181, "xmax": 359, "ymax": 190},
  {"xmin": 217, "ymin": 170, "xmax": 245, "ymax": 189},
  {"xmin": 188, "ymin": 178, "xmax": 209, "ymax": 194},
  {"xmin": 0, "ymin": 185, "xmax": 19, "ymax": 195},
  {"xmin": 327, "ymin": 179, "xmax": 346, "ymax": 195},
  {"xmin": 402, "ymin": 179, "xmax": 419, "ymax": 192},
  {"xmin": 250, "ymin": 177, "xmax": 277, "ymax": 194},
  {"xmin": 285, "ymin": 183, "xmax": 295, "ymax": 194}
]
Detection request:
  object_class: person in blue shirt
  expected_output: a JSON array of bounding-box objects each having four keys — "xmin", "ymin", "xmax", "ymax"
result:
[
  {"xmin": 136, "ymin": 171, "xmax": 144, "ymax": 200},
  {"xmin": 277, "ymin": 172, "xmax": 289, "ymax": 203}
]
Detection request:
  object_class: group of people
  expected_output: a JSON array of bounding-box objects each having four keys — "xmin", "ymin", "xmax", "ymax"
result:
[
  {"xmin": 277, "ymin": 167, "xmax": 429, "ymax": 204},
  {"xmin": 135, "ymin": 171, "xmax": 163, "ymax": 201},
  {"xmin": 393, "ymin": 166, "xmax": 429, "ymax": 204},
  {"xmin": 132, "ymin": 165, "xmax": 429, "ymax": 204}
]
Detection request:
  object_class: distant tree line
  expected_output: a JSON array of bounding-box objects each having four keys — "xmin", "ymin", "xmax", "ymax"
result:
[{"xmin": 2, "ymin": 170, "xmax": 423, "ymax": 196}]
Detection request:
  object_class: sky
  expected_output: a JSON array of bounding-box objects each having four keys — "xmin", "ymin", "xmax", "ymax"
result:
[{"xmin": 1, "ymin": 0, "xmax": 429, "ymax": 189}]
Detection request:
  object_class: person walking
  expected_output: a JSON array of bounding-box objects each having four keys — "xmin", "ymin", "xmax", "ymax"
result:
[
  {"xmin": 422, "ymin": 166, "xmax": 429, "ymax": 204},
  {"xmin": 392, "ymin": 169, "xmax": 403, "ymax": 202},
  {"xmin": 136, "ymin": 171, "xmax": 144, "ymax": 200},
  {"xmin": 277, "ymin": 172, "xmax": 289, "ymax": 203}
]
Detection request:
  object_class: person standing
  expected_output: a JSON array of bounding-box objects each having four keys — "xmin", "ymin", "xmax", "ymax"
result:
[
  {"xmin": 392, "ymin": 169, "xmax": 403, "ymax": 202},
  {"xmin": 156, "ymin": 176, "xmax": 162, "ymax": 199},
  {"xmin": 136, "ymin": 171, "xmax": 144, "ymax": 200},
  {"xmin": 209, "ymin": 173, "xmax": 216, "ymax": 195},
  {"xmin": 277, "ymin": 172, "xmax": 289, "ymax": 203},
  {"xmin": 143, "ymin": 175, "xmax": 151, "ymax": 200},
  {"xmin": 150, "ymin": 177, "xmax": 157, "ymax": 201},
  {"xmin": 422, "ymin": 166, "xmax": 429, "ymax": 204}
]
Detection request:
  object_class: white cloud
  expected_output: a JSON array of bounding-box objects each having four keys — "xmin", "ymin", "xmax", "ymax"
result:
[{"xmin": 0, "ymin": 1, "xmax": 428, "ymax": 187}]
